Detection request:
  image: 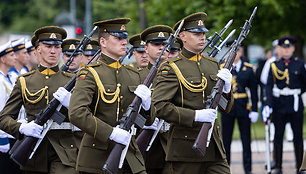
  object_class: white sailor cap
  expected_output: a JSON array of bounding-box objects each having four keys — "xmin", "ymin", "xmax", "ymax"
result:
[
  {"xmin": 25, "ymin": 40, "xmax": 35, "ymax": 52},
  {"xmin": 0, "ymin": 41, "xmax": 14, "ymax": 57},
  {"xmin": 12, "ymin": 38, "xmax": 26, "ymax": 52}
]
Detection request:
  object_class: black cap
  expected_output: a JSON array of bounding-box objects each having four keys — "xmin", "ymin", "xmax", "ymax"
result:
[
  {"xmin": 278, "ymin": 36, "xmax": 296, "ymax": 48},
  {"xmin": 140, "ymin": 25, "xmax": 173, "ymax": 43},
  {"xmin": 31, "ymin": 35, "xmax": 39, "ymax": 48},
  {"xmin": 173, "ymin": 12, "xmax": 208, "ymax": 33},
  {"xmin": 94, "ymin": 18, "xmax": 130, "ymax": 38},
  {"xmin": 61, "ymin": 39, "xmax": 82, "ymax": 56},
  {"xmin": 83, "ymin": 39, "xmax": 99, "ymax": 56},
  {"xmin": 34, "ymin": 26, "xmax": 67, "ymax": 45},
  {"xmin": 129, "ymin": 34, "xmax": 146, "ymax": 52}
]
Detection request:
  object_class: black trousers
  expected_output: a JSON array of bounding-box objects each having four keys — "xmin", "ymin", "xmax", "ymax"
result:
[{"xmin": 221, "ymin": 111, "xmax": 252, "ymax": 173}]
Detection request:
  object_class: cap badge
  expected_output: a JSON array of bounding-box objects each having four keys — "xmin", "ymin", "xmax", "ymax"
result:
[
  {"xmin": 69, "ymin": 44, "xmax": 76, "ymax": 49},
  {"xmin": 198, "ymin": 20, "xmax": 204, "ymax": 26},
  {"xmin": 86, "ymin": 44, "xmax": 93, "ymax": 49},
  {"xmin": 140, "ymin": 41, "xmax": 146, "ymax": 45},
  {"xmin": 158, "ymin": 32, "xmax": 165, "ymax": 38},
  {"xmin": 284, "ymin": 39, "xmax": 290, "ymax": 45},
  {"xmin": 120, "ymin": 25, "xmax": 126, "ymax": 31},
  {"xmin": 49, "ymin": 33, "xmax": 57, "ymax": 39}
]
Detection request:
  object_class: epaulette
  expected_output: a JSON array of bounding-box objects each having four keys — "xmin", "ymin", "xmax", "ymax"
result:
[
  {"xmin": 203, "ymin": 55, "xmax": 218, "ymax": 64},
  {"xmin": 122, "ymin": 64, "xmax": 139, "ymax": 73},
  {"xmin": 62, "ymin": 71, "xmax": 74, "ymax": 78},
  {"xmin": 243, "ymin": 62, "xmax": 254, "ymax": 68},
  {"xmin": 18, "ymin": 70, "xmax": 35, "ymax": 78},
  {"xmin": 167, "ymin": 55, "xmax": 182, "ymax": 63},
  {"xmin": 85, "ymin": 60, "xmax": 102, "ymax": 68}
]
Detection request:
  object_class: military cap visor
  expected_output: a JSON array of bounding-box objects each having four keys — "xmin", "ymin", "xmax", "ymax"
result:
[
  {"xmin": 94, "ymin": 18, "xmax": 130, "ymax": 38},
  {"xmin": 134, "ymin": 46, "xmax": 145, "ymax": 52},
  {"xmin": 140, "ymin": 25, "xmax": 173, "ymax": 43},
  {"xmin": 34, "ymin": 26, "xmax": 67, "ymax": 45},
  {"xmin": 83, "ymin": 50, "xmax": 98, "ymax": 56},
  {"xmin": 174, "ymin": 12, "xmax": 208, "ymax": 33},
  {"xmin": 63, "ymin": 51, "xmax": 83, "ymax": 56}
]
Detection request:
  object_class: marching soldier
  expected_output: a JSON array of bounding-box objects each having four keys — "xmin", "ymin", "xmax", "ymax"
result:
[
  {"xmin": 167, "ymin": 37, "xmax": 183, "ymax": 59},
  {"xmin": 151, "ymin": 12, "xmax": 234, "ymax": 174},
  {"xmin": 263, "ymin": 36, "xmax": 306, "ymax": 174},
  {"xmin": 139, "ymin": 25, "xmax": 173, "ymax": 174},
  {"xmin": 82, "ymin": 39, "xmax": 100, "ymax": 65},
  {"xmin": 0, "ymin": 41, "xmax": 24, "ymax": 174},
  {"xmin": 128, "ymin": 34, "xmax": 149, "ymax": 69},
  {"xmin": 221, "ymin": 43, "xmax": 258, "ymax": 174},
  {"xmin": 68, "ymin": 18, "xmax": 152, "ymax": 174},
  {"xmin": 61, "ymin": 39, "xmax": 83, "ymax": 73},
  {"xmin": 0, "ymin": 26, "xmax": 79, "ymax": 174}
]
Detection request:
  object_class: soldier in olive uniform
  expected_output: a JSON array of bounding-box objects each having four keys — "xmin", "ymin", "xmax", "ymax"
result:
[
  {"xmin": 68, "ymin": 18, "xmax": 152, "ymax": 174},
  {"xmin": 0, "ymin": 26, "xmax": 79, "ymax": 174},
  {"xmin": 138, "ymin": 25, "xmax": 173, "ymax": 174},
  {"xmin": 82, "ymin": 39, "xmax": 100, "ymax": 65},
  {"xmin": 167, "ymin": 37, "xmax": 183, "ymax": 59},
  {"xmin": 151, "ymin": 12, "xmax": 234, "ymax": 174},
  {"xmin": 62, "ymin": 39, "xmax": 83, "ymax": 73},
  {"xmin": 128, "ymin": 34, "xmax": 149, "ymax": 69}
]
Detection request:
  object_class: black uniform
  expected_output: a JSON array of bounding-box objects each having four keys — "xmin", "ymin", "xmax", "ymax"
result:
[{"xmin": 221, "ymin": 59, "xmax": 258, "ymax": 174}]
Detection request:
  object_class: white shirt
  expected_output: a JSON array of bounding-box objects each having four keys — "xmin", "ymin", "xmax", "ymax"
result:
[
  {"xmin": 260, "ymin": 56, "xmax": 277, "ymax": 85},
  {"xmin": 233, "ymin": 59, "xmax": 242, "ymax": 73}
]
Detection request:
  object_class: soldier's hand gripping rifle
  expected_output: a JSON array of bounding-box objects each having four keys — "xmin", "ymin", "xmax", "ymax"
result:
[
  {"xmin": 199, "ymin": 19, "xmax": 233, "ymax": 55},
  {"xmin": 9, "ymin": 26, "xmax": 98, "ymax": 167},
  {"xmin": 102, "ymin": 20, "xmax": 185, "ymax": 174},
  {"xmin": 192, "ymin": 7, "xmax": 257, "ymax": 157}
]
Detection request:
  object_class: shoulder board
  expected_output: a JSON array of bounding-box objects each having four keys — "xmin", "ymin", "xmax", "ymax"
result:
[
  {"xmin": 168, "ymin": 55, "xmax": 182, "ymax": 63},
  {"xmin": 62, "ymin": 71, "xmax": 74, "ymax": 77},
  {"xmin": 122, "ymin": 64, "xmax": 139, "ymax": 73},
  {"xmin": 203, "ymin": 55, "xmax": 218, "ymax": 63},
  {"xmin": 19, "ymin": 70, "xmax": 35, "ymax": 78},
  {"xmin": 243, "ymin": 62, "xmax": 254, "ymax": 68},
  {"xmin": 85, "ymin": 60, "xmax": 102, "ymax": 68}
]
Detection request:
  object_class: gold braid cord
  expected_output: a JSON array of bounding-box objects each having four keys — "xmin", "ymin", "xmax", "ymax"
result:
[
  {"xmin": 169, "ymin": 62, "xmax": 207, "ymax": 107},
  {"xmin": 271, "ymin": 63, "xmax": 289, "ymax": 84},
  {"xmin": 19, "ymin": 76, "xmax": 49, "ymax": 104},
  {"xmin": 87, "ymin": 67, "xmax": 121, "ymax": 121}
]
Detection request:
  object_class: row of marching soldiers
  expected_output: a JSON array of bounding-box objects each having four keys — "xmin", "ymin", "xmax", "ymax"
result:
[{"xmin": 0, "ymin": 12, "xmax": 305, "ymax": 174}]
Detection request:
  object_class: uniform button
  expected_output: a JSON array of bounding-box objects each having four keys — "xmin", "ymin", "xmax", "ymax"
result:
[
  {"xmin": 70, "ymin": 144, "xmax": 74, "ymax": 148},
  {"xmin": 45, "ymin": 76, "xmax": 49, "ymax": 79},
  {"xmin": 121, "ymin": 109, "xmax": 124, "ymax": 112},
  {"xmin": 116, "ymin": 70, "xmax": 119, "ymax": 75},
  {"xmin": 197, "ymin": 62, "xmax": 200, "ymax": 65},
  {"xmin": 45, "ymin": 96, "xmax": 48, "ymax": 100},
  {"xmin": 117, "ymin": 83, "xmax": 121, "ymax": 87},
  {"xmin": 120, "ymin": 96, "xmax": 123, "ymax": 99},
  {"xmin": 217, "ymin": 126, "xmax": 220, "ymax": 129},
  {"xmin": 107, "ymin": 89, "xmax": 111, "ymax": 92},
  {"xmin": 184, "ymin": 135, "xmax": 188, "ymax": 138},
  {"xmin": 285, "ymin": 63, "xmax": 288, "ymax": 66},
  {"xmin": 191, "ymin": 81, "xmax": 193, "ymax": 83},
  {"xmin": 295, "ymin": 71, "xmax": 298, "ymax": 75},
  {"xmin": 45, "ymin": 86, "xmax": 48, "ymax": 89},
  {"xmin": 93, "ymin": 143, "xmax": 95, "ymax": 147}
]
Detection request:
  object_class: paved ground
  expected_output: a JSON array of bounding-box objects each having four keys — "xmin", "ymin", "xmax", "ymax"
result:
[{"xmin": 229, "ymin": 139, "xmax": 304, "ymax": 174}]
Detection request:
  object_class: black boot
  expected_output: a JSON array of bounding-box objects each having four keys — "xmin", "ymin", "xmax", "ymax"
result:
[
  {"xmin": 272, "ymin": 144, "xmax": 283, "ymax": 174},
  {"xmin": 294, "ymin": 144, "xmax": 304, "ymax": 174}
]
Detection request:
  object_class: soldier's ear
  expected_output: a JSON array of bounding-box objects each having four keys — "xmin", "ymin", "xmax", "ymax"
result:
[
  {"xmin": 100, "ymin": 37, "xmax": 106, "ymax": 48},
  {"xmin": 144, "ymin": 45, "xmax": 149, "ymax": 54},
  {"xmin": 179, "ymin": 32, "xmax": 186, "ymax": 43}
]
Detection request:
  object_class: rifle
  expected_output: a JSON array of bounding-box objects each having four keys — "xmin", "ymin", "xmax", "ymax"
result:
[
  {"xmin": 9, "ymin": 26, "xmax": 98, "ymax": 167},
  {"xmin": 102, "ymin": 20, "xmax": 185, "ymax": 174},
  {"xmin": 208, "ymin": 29, "xmax": 236, "ymax": 58},
  {"xmin": 200, "ymin": 19, "xmax": 233, "ymax": 55},
  {"xmin": 192, "ymin": 7, "xmax": 257, "ymax": 157}
]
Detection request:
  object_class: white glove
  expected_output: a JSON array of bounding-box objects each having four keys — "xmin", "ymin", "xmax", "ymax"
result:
[
  {"xmin": 249, "ymin": 111, "xmax": 259, "ymax": 123},
  {"xmin": 217, "ymin": 69, "xmax": 232, "ymax": 93},
  {"xmin": 134, "ymin": 84, "xmax": 151, "ymax": 111},
  {"xmin": 143, "ymin": 118, "xmax": 159, "ymax": 130},
  {"xmin": 0, "ymin": 137, "xmax": 10, "ymax": 153},
  {"xmin": 262, "ymin": 105, "xmax": 273, "ymax": 122},
  {"xmin": 53, "ymin": 87, "xmax": 71, "ymax": 109},
  {"xmin": 194, "ymin": 109, "xmax": 217, "ymax": 123},
  {"xmin": 109, "ymin": 127, "xmax": 131, "ymax": 146},
  {"xmin": 19, "ymin": 121, "xmax": 43, "ymax": 138}
]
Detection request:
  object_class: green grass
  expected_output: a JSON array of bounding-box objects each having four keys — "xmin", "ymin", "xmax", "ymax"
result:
[{"xmin": 218, "ymin": 107, "xmax": 306, "ymax": 140}]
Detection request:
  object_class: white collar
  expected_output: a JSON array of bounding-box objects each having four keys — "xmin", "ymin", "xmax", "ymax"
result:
[{"xmin": 233, "ymin": 59, "xmax": 242, "ymax": 72}]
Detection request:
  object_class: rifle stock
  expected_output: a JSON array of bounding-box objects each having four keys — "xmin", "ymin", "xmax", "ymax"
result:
[
  {"xmin": 103, "ymin": 20, "xmax": 185, "ymax": 174},
  {"xmin": 192, "ymin": 7, "xmax": 257, "ymax": 157}
]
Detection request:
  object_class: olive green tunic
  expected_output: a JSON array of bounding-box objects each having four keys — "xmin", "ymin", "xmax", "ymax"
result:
[
  {"xmin": 0, "ymin": 65, "xmax": 78, "ymax": 173},
  {"xmin": 151, "ymin": 47, "xmax": 233, "ymax": 169},
  {"xmin": 69, "ymin": 53, "xmax": 150, "ymax": 174}
]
